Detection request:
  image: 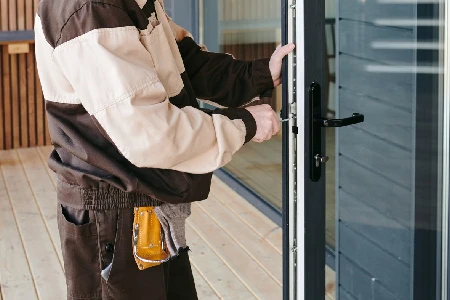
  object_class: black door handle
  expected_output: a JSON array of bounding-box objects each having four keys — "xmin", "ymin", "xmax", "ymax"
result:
[
  {"xmin": 319, "ymin": 113, "xmax": 364, "ymax": 127},
  {"xmin": 309, "ymin": 82, "xmax": 364, "ymax": 182}
]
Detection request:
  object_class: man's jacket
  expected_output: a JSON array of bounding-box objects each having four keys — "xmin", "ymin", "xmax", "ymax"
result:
[{"xmin": 35, "ymin": 0, "xmax": 274, "ymax": 210}]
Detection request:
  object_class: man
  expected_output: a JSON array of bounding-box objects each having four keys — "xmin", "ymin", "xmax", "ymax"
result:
[{"xmin": 35, "ymin": 0, "xmax": 294, "ymax": 299}]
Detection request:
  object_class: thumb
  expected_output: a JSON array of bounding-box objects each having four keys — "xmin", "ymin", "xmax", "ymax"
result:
[{"xmin": 273, "ymin": 43, "xmax": 295, "ymax": 61}]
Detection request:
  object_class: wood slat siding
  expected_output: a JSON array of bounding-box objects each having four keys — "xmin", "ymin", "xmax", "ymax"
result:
[
  {"xmin": 340, "ymin": 88, "xmax": 412, "ymax": 148},
  {"xmin": 337, "ymin": 0, "xmax": 417, "ymax": 299},
  {"xmin": 339, "ymin": 20, "xmax": 413, "ymax": 65},
  {"xmin": 339, "ymin": 54, "xmax": 412, "ymax": 111},
  {"xmin": 339, "ymin": 0, "xmax": 414, "ymax": 26},
  {"xmin": 340, "ymin": 225, "xmax": 410, "ymax": 299},
  {"xmin": 339, "ymin": 157, "xmax": 411, "ymax": 226},
  {"xmin": 339, "ymin": 190, "xmax": 410, "ymax": 262},
  {"xmin": 0, "ymin": 0, "xmax": 51, "ymax": 150},
  {"xmin": 339, "ymin": 256, "xmax": 399, "ymax": 300}
]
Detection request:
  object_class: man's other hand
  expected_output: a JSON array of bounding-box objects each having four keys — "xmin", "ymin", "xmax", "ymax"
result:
[
  {"xmin": 245, "ymin": 105, "xmax": 280, "ymax": 143},
  {"xmin": 269, "ymin": 43, "xmax": 295, "ymax": 87}
]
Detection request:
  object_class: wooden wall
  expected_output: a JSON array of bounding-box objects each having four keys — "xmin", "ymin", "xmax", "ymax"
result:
[
  {"xmin": 1, "ymin": 0, "xmax": 51, "ymax": 150},
  {"xmin": 336, "ymin": 0, "xmax": 416, "ymax": 299}
]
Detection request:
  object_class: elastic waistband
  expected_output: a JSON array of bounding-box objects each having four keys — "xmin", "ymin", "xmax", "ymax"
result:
[{"xmin": 57, "ymin": 178, "xmax": 162, "ymax": 210}]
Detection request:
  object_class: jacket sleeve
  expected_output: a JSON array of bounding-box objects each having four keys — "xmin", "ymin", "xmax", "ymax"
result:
[
  {"xmin": 53, "ymin": 26, "xmax": 256, "ymax": 174},
  {"xmin": 177, "ymin": 37, "xmax": 275, "ymax": 108}
]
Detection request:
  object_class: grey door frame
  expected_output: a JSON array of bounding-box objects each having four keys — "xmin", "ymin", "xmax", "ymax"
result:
[{"xmin": 284, "ymin": 0, "xmax": 326, "ymax": 299}]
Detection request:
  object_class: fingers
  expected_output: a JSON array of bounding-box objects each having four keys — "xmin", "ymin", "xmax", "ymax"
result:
[
  {"xmin": 272, "ymin": 110, "xmax": 280, "ymax": 135},
  {"xmin": 272, "ymin": 43, "xmax": 295, "ymax": 62}
]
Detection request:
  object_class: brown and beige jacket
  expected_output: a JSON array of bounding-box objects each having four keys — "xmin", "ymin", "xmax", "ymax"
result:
[{"xmin": 35, "ymin": 0, "xmax": 274, "ymax": 210}]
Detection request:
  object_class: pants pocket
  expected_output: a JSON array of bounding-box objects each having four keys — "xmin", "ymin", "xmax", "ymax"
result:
[{"xmin": 57, "ymin": 204, "xmax": 102, "ymax": 299}]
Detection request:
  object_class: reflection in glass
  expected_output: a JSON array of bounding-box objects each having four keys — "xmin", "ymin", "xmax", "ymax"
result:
[
  {"xmin": 214, "ymin": 0, "xmax": 283, "ymax": 210},
  {"xmin": 333, "ymin": 0, "xmax": 444, "ymax": 299}
]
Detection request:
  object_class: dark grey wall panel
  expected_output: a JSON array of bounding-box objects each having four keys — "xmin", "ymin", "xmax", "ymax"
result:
[
  {"xmin": 340, "ymin": 88, "xmax": 412, "ymax": 149},
  {"xmin": 339, "ymin": 288, "xmax": 358, "ymax": 300},
  {"xmin": 339, "ymin": 157, "xmax": 411, "ymax": 226},
  {"xmin": 340, "ymin": 127, "xmax": 412, "ymax": 188},
  {"xmin": 339, "ymin": 20, "xmax": 413, "ymax": 64},
  {"xmin": 339, "ymin": 256, "xmax": 403, "ymax": 300},
  {"xmin": 339, "ymin": 0, "xmax": 414, "ymax": 25},
  {"xmin": 339, "ymin": 55, "xmax": 413, "ymax": 110},
  {"xmin": 340, "ymin": 190, "xmax": 410, "ymax": 262},
  {"xmin": 339, "ymin": 225, "xmax": 410, "ymax": 299}
]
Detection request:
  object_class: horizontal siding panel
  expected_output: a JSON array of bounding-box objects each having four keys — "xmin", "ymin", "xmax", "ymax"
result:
[
  {"xmin": 339, "ymin": 157, "xmax": 411, "ymax": 225},
  {"xmin": 339, "ymin": 54, "xmax": 413, "ymax": 110},
  {"xmin": 340, "ymin": 87, "xmax": 412, "ymax": 148},
  {"xmin": 339, "ymin": 0, "xmax": 414, "ymax": 26},
  {"xmin": 339, "ymin": 225, "xmax": 410, "ymax": 299},
  {"xmin": 339, "ymin": 20, "xmax": 413, "ymax": 64},
  {"xmin": 339, "ymin": 126, "xmax": 412, "ymax": 188},
  {"xmin": 340, "ymin": 190, "xmax": 410, "ymax": 262},
  {"xmin": 339, "ymin": 288, "xmax": 358, "ymax": 300},
  {"xmin": 339, "ymin": 256, "xmax": 403, "ymax": 300}
]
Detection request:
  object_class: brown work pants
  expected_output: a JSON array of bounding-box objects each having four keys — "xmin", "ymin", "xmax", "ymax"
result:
[{"xmin": 57, "ymin": 203, "xmax": 198, "ymax": 300}]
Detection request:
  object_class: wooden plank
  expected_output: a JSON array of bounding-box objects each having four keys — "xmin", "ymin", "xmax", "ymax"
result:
[
  {"xmin": 339, "ymin": 224, "xmax": 410, "ymax": 299},
  {"xmin": 325, "ymin": 265, "xmax": 336, "ymax": 300},
  {"xmin": 339, "ymin": 287, "xmax": 358, "ymax": 300},
  {"xmin": 0, "ymin": 150, "xmax": 66, "ymax": 299},
  {"xmin": 17, "ymin": 148, "xmax": 63, "ymax": 264},
  {"xmin": 339, "ymin": 0, "xmax": 414, "ymax": 26},
  {"xmin": 0, "ymin": 0, "xmax": 8, "ymax": 30},
  {"xmin": 2, "ymin": 47, "xmax": 11, "ymax": 149},
  {"xmin": 191, "ymin": 265, "xmax": 220, "ymax": 300},
  {"xmin": 339, "ymin": 157, "xmax": 411, "ymax": 226},
  {"xmin": 225, "ymin": 152, "xmax": 281, "ymax": 206},
  {"xmin": 339, "ymin": 20, "xmax": 413, "ymax": 64},
  {"xmin": 34, "ymin": 0, "xmax": 40, "ymax": 15},
  {"xmin": 339, "ymin": 255, "xmax": 402, "ymax": 300},
  {"xmin": 338, "ymin": 53, "xmax": 414, "ymax": 89},
  {"xmin": 340, "ymin": 87, "xmax": 412, "ymax": 148},
  {"xmin": 0, "ymin": 47, "xmax": 3, "ymax": 150},
  {"xmin": 0, "ymin": 157, "xmax": 38, "ymax": 300},
  {"xmin": 188, "ymin": 205, "xmax": 282, "ymax": 299},
  {"xmin": 27, "ymin": 49, "xmax": 36, "ymax": 147},
  {"xmin": 10, "ymin": 54, "xmax": 20, "ymax": 148},
  {"xmin": 25, "ymin": 0, "xmax": 34, "ymax": 30},
  {"xmin": 210, "ymin": 177, "xmax": 282, "ymax": 254},
  {"xmin": 19, "ymin": 53, "xmax": 28, "ymax": 147},
  {"xmin": 17, "ymin": 0, "xmax": 26, "ymax": 31},
  {"xmin": 37, "ymin": 146, "xmax": 57, "ymax": 187},
  {"xmin": 339, "ymin": 54, "xmax": 413, "ymax": 111},
  {"xmin": 196, "ymin": 197, "xmax": 282, "ymax": 284},
  {"xmin": 239, "ymin": 140, "xmax": 282, "ymax": 171},
  {"xmin": 340, "ymin": 126, "xmax": 412, "ymax": 188},
  {"xmin": 8, "ymin": 0, "xmax": 17, "ymax": 31},
  {"xmin": 36, "ymin": 70, "xmax": 45, "ymax": 146},
  {"xmin": 340, "ymin": 190, "xmax": 410, "ymax": 262},
  {"xmin": 186, "ymin": 224, "xmax": 256, "ymax": 300}
]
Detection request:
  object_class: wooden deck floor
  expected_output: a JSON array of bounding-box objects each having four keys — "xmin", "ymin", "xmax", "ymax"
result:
[{"xmin": 0, "ymin": 146, "xmax": 335, "ymax": 300}]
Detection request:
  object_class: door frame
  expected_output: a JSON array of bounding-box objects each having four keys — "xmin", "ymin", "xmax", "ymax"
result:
[{"xmin": 283, "ymin": 0, "xmax": 326, "ymax": 299}]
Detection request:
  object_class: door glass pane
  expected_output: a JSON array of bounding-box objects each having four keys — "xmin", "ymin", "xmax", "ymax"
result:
[
  {"xmin": 201, "ymin": 0, "xmax": 283, "ymax": 210},
  {"xmin": 325, "ymin": 0, "xmax": 445, "ymax": 299}
]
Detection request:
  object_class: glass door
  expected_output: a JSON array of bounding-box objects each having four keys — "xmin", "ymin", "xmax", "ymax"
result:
[
  {"xmin": 201, "ymin": 0, "xmax": 283, "ymax": 212},
  {"xmin": 285, "ymin": 0, "xmax": 447, "ymax": 299}
]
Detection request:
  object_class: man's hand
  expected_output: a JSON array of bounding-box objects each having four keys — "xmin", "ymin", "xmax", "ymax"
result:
[
  {"xmin": 269, "ymin": 43, "xmax": 295, "ymax": 87},
  {"xmin": 245, "ymin": 105, "xmax": 280, "ymax": 143}
]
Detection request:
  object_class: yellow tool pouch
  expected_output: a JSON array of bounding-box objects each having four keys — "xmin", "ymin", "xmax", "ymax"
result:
[{"xmin": 133, "ymin": 207, "xmax": 170, "ymax": 270}]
